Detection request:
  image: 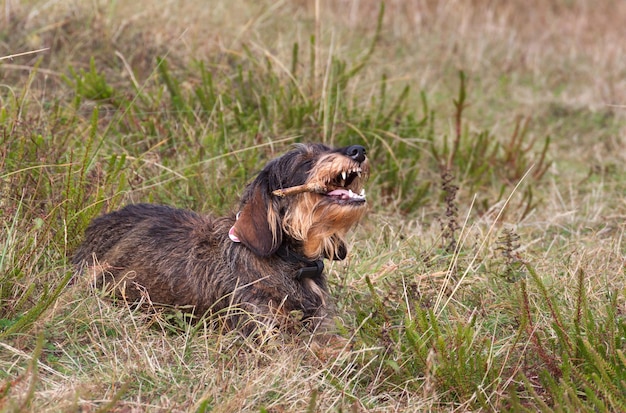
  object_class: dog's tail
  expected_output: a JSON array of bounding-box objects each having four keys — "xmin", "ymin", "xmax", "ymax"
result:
[{"xmin": 72, "ymin": 203, "xmax": 176, "ymax": 267}]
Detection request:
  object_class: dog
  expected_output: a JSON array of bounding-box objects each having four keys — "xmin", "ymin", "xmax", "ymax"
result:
[{"xmin": 73, "ymin": 143, "xmax": 369, "ymax": 335}]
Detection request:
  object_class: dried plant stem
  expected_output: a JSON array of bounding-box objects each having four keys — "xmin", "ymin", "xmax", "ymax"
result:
[{"xmin": 272, "ymin": 183, "xmax": 326, "ymax": 197}]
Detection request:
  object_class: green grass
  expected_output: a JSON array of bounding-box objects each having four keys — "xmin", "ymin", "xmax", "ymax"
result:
[{"xmin": 2, "ymin": 0, "xmax": 626, "ymax": 411}]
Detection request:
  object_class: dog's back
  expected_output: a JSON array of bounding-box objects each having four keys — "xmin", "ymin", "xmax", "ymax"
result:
[{"xmin": 72, "ymin": 204, "xmax": 194, "ymax": 267}]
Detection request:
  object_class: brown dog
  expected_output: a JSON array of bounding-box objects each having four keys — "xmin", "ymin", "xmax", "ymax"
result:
[{"xmin": 73, "ymin": 143, "xmax": 369, "ymax": 334}]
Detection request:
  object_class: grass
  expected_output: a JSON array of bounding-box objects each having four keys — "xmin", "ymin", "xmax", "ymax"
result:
[{"xmin": 2, "ymin": 0, "xmax": 626, "ymax": 411}]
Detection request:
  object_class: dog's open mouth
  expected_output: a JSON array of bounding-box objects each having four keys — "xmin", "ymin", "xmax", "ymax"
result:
[{"xmin": 325, "ymin": 167, "xmax": 366, "ymax": 203}]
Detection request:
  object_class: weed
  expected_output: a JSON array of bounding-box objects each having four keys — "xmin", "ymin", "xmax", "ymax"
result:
[
  {"xmin": 429, "ymin": 71, "xmax": 552, "ymax": 219},
  {"xmin": 514, "ymin": 266, "xmax": 626, "ymax": 411},
  {"xmin": 439, "ymin": 168, "xmax": 460, "ymax": 253},
  {"xmin": 63, "ymin": 57, "xmax": 118, "ymax": 108},
  {"xmin": 494, "ymin": 227, "xmax": 525, "ymax": 283}
]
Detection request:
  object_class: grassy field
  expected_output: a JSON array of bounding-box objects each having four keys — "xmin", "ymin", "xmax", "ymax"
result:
[{"xmin": 2, "ymin": 0, "xmax": 626, "ymax": 411}]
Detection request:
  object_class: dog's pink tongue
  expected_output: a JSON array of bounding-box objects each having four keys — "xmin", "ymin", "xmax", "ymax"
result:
[{"xmin": 327, "ymin": 189, "xmax": 350, "ymax": 200}]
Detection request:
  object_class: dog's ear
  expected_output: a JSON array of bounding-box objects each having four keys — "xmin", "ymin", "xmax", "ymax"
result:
[{"xmin": 232, "ymin": 186, "xmax": 282, "ymax": 257}]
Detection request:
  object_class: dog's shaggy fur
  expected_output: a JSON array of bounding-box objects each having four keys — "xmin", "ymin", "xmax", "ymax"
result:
[{"xmin": 73, "ymin": 143, "xmax": 369, "ymax": 334}]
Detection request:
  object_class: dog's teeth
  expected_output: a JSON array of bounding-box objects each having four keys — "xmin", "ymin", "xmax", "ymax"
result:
[
  {"xmin": 360, "ymin": 189, "xmax": 366, "ymax": 197},
  {"xmin": 341, "ymin": 171, "xmax": 347, "ymax": 181}
]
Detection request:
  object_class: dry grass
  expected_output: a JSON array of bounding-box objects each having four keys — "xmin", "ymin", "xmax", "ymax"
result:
[{"xmin": 2, "ymin": 0, "xmax": 626, "ymax": 411}]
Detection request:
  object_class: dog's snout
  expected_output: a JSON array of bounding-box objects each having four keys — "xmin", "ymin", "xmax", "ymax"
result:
[{"xmin": 346, "ymin": 145, "xmax": 367, "ymax": 163}]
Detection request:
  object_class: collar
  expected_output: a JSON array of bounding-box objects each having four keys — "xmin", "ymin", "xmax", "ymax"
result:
[
  {"xmin": 229, "ymin": 212, "xmax": 242, "ymax": 242},
  {"xmin": 275, "ymin": 245, "xmax": 324, "ymax": 281}
]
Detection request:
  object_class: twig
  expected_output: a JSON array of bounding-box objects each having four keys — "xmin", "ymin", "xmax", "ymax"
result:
[
  {"xmin": 272, "ymin": 183, "xmax": 326, "ymax": 197},
  {"xmin": 0, "ymin": 47, "xmax": 50, "ymax": 62}
]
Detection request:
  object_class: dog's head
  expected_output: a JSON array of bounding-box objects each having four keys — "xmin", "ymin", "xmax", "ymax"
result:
[{"xmin": 230, "ymin": 143, "xmax": 370, "ymax": 260}]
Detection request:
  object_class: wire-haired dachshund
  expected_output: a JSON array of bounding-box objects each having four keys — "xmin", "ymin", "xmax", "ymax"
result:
[{"xmin": 73, "ymin": 143, "xmax": 369, "ymax": 335}]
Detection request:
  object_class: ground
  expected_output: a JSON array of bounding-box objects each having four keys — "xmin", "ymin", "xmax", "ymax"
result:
[{"xmin": 1, "ymin": 0, "xmax": 626, "ymax": 411}]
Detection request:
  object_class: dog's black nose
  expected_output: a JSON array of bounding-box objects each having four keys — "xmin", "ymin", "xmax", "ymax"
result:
[{"xmin": 346, "ymin": 145, "xmax": 367, "ymax": 163}]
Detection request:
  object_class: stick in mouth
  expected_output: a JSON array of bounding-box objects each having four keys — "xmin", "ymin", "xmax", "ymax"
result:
[{"xmin": 272, "ymin": 183, "xmax": 327, "ymax": 198}]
